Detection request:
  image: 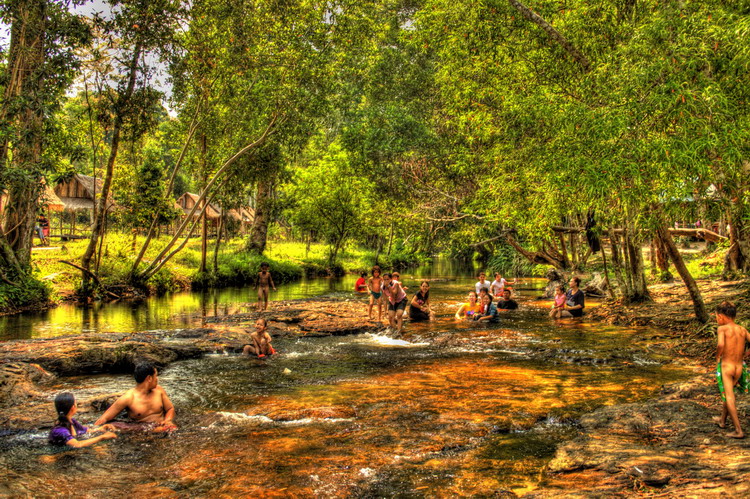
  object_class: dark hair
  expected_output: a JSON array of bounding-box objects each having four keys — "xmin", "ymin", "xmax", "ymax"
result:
[
  {"xmin": 503, "ymin": 289, "xmax": 512, "ymax": 296},
  {"xmin": 256, "ymin": 317, "xmax": 268, "ymax": 327},
  {"xmin": 361, "ymin": 272, "xmax": 367, "ymax": 278},
  {"xmin": 478, "ymin": 271, "xmax": 485, "ymax": 277},
  {"xmin": 483, "ymin": 294, "xmax": 493, "ymax": 303},
  {"xmin": 54, "ymin": 392, "xmax": 76, "ymax": 431},
  {"xmin": 479, "ymin": 287, "xmax": 488, "ymax": 295},
  {"xmin": 383, "ymin": 273, "xmax": 392, "ymax": 279},
  {"xmin": 260, "ymin": 262, "xmax": 269, "ymax": 268},
  {"xmin": 571, "ymin": 276, "xmax": 581, "ymax": 286},
  {"xmin": 468, "ymin": 291, "xmax": 477, "ymax": 298},
  {"xmin": 134, "ymin": 362, "xmax": 157, "ymax": 384},
  {"xmin": 717, "ymin": 301, "xmax": 737, "ymax": 319}
]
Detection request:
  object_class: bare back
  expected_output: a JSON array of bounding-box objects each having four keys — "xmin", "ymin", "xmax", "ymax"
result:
[{"xmin": 719, "ymin": 323, "xmax": 750, "ymax": 365}]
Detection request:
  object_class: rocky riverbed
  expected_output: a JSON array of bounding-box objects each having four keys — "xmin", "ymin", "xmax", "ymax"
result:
[{"xmin": 2, "ymin": 296, "xmax": 750, "ymax": 496}]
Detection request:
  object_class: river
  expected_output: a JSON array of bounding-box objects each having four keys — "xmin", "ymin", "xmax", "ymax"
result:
[{"xmin": 0, "ymin": 260, "xmax": 690, "ymax": 496}]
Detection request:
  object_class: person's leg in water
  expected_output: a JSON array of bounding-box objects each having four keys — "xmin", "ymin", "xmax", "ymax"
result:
[
  {"xmin": 243, "ymin": 344, "xmax": 258, "ymax": 356},
  {"xmin": 394, "ymin": 301, "xmax": 405, "ymax": 333},
  {"xmin": 368, "ymin": 293, "xmax": 375, "ymax": 320},
  {"xmin": 721, "ymin": 362, "xmax": 745, "ymax": 438}
]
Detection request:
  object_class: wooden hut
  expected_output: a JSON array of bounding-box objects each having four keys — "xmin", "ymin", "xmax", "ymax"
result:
[
  {"xmin": 176, "ymin": 192, "xmax": 222, "ymax": 222},
  {"xmin": 53, "ymin": 174, "xmax": 114, "ymax": 238}
]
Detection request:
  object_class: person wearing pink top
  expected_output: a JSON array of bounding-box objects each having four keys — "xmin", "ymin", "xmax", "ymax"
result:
[
  {"xmin": 382, "ymin": 273, "xmax": 407, "ymax": 334},
  {"xmin": 549, "ymin": 285, "xmax": 567, "ymax": 319}
]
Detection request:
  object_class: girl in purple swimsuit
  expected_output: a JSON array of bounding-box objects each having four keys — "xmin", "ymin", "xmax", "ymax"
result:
[{"xmin": 48, "ymin": 393, "xmax": 117, "ymax": 448}]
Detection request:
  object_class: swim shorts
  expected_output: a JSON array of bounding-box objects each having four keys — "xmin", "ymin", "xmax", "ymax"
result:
[
  {"xmin": 716, "ymin": 361, "xmax": 750, "ymax": 401},
  {"xmin": 370, "ymin": 291, "xmax": 382, "ymax": 299},
  {"xmin": 388, "ymin": 298, "xmax": 407, "ymax": 312}
]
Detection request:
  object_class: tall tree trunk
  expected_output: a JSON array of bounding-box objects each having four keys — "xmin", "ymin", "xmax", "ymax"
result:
[
  {"xmin": 654, "ymin": 230, "xmax": 674, "ymax": 281},
  {"xmin": 0, "ymin": 0, "xmax": 47, "ymax": 274},
  {"xmin": 199, "ymin": 135, "xmax": 208, "ymax": 274},
  {"xmin": 724, "ymin": 206, "xmax": 750, "ymax": 276},
  {"xmin": 656, "ymin": 224, "xmax": 709, "ymax": 323},
  {"xmin": 623, "ymin": 227, "xmax": 651, "ymax": 302},
  {"xmin": 213, "ymin": 212, "xmax": 224, "ymax": 272},
  {"xmin": 246, "ymin": 177, "xmax": 273, "ymax": 254},
  {"xmin": 80, "ymin": 42, "xmax": 143, "ymax": 292}
]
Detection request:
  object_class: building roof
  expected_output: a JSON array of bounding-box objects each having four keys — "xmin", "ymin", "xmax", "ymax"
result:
[{"xmin": 176, "ymin": 192, "xmax": 222, "ymax": 220}]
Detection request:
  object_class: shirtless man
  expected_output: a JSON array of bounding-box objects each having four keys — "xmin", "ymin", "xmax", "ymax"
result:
[
  {"xmin": 715, "ymin": 301, "xmax": 750, "ymax": 438},
  {"xmin": 255, "ymin": 262, "xmax": 276, "ymax": 311},
  {"xmin": 95, "ymin": 362, "xmax": 176, "ymax": 431}
]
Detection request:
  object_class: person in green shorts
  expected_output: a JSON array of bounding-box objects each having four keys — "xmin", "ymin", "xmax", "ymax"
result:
[{"xmin": 715, "ymin": 301, "xmax": 750, "ymax": 438}]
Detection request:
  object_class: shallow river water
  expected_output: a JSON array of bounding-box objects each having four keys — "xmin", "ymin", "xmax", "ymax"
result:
[{"xmin": 0, "ymin": 262, "xmax": 690, "ymax": 496}]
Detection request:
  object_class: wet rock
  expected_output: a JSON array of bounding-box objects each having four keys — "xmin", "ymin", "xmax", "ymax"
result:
[
  {"xmin": 582, "ymin": 272, "xmax": 608, "ymax": 297},
  {"xmin": 248, "ymin": 406, "xmax": 357, "ymax": 421},
  {"xmin": 533, "ymin": 376, "xmax": 750, "ymax": 496},
  {"xmin": 0, "ymin": 328, "xmax": 252, "ymax": 376},
  {"xmin": 543, "ymin": 268, "xmax": 566, "ymax": 299},
  {"xmin": 0, "ymin": 362, "xmax": 54, "ymax": 408}
]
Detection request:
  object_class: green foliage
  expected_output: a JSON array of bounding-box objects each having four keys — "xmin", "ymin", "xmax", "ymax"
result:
[{"xmin": 0, "ymin": 277, "xmax": 50, "ymax": 314}]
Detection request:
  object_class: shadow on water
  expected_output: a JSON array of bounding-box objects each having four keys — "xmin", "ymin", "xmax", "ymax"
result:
[{"xmin": 0, "ymin": 261, "xmax": 691, "ymax": 495}]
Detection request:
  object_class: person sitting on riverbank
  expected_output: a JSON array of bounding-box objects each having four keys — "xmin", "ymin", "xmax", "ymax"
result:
[
  {"xmin": 355, "ymin": 272, "xmax": 368, "ymax": 293},
  {"xmin": 382, "ymin": 273, "xmax": 407, "ymax": 333},
  {"xmin": 243, "ymin": 318, "xmax": 276, "ymax": 357},
  {"xmin": 49, "ymin": 393, "xmax": 117, "ymax": 447},
  {"xmin": 95, "ymin": 363, "xmax": 177, "ymax": 432},
  {"xmin": 474, "ymin": 293, "xmax": 499, "ymax": 323},
  {"xmin": 715, "ymin": 301, "xmax": 750, "ymax": 439},
  {"xmin": 455, "ymin": 291, "xmax": 482, "ymax": 320},
  {"xmin": 549, "ymin": 285, "xmax": 566, "ymax": 319},
  {"xmin": 559, "ymin": 277, "xmax": 585, "ymax": 318},
  {"xmin": 475, "ymin": 272, "xmax": 491, "ymax": 295},
  {"xmin": 368, "ymin": 266, "xmax": 384, "ymax": 321},
  {"xmin": 409, "ymin": 281, "xmax": 433, "ymax": 322},
  {"xmin": 255, "ymin": 262, "xmax": 276, "ymax": 311},
  {"xmin": 496, "ymin": 289, "xmax": 518, "ymax": 311}
]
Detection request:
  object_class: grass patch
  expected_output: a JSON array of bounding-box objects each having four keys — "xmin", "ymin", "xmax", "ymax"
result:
[{"xmin": 30, "ymin": 233, "xmax": 392, "ymax": 300}]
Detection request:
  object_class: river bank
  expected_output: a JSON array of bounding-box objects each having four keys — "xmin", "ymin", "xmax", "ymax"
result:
[{"xmin": 1, "ymin": 236, "xmax": 420, "ymax": 316}]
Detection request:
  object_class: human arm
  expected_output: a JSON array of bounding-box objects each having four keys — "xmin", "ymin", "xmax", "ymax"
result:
[
  {"xmin": 94, "ymin": 392, "xmax": 133, "ymax": 426},
  {"xmin": 566, "ymin": 291, "xmax": 584, "ymax": 311},
  {"xmin": 411, "ymin": 294, "xmax": 424, "ymax": 310},
  {"xmin": 66, "ymin": 432, "xmax": 117, "ymax": 448},
  {"xmin": 269, "ymin": 273, "xmax": 276, "ymax": 291},
  {"xmin": 455, "ymin": 303, "xmax": 467, "ymax": 320},
  {"xmin": 157, "ymin": 387, "xmax": 177, "ymax": 430}
]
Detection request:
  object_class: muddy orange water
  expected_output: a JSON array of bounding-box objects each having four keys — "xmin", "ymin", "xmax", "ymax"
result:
[{"xmin": 0, "ymin": 265, "xmax": 690, "ymax": 496}]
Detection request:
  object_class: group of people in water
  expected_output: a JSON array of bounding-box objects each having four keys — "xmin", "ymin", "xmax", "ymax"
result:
[{"xmin": 50, "ymin": 263, "xmax": 750, "ymax": 449}]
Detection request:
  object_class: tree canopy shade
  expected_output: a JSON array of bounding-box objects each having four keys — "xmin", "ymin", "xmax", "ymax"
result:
[{"xmin": 1, "ymin": 0, "xmax": 749, "ymax": 316}]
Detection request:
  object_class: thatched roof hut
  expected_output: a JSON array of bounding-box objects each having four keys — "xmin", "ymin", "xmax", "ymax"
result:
[
  {"xmin": 54, "ymin": 173, "xmax": 114, "ymax": 211},
  {"xmin": 0, "ymin": 185, "xmax": 64, "ymax": 215},
  {"xmin": 226, "ymin": 206, "xmax": 255, "ymax": 223},
  {"xmin": 176, "ymin": 192, "xmax": 222, "ymax": 220}
]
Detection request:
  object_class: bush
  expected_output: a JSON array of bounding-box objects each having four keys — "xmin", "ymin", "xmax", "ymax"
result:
[{"xmin": 0, "ymin": 276, "xmax": 50, "ymax": 313}]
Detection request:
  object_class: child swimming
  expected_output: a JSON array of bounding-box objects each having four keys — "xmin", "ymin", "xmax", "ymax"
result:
[
  {"xmin": 455, "ymin": 291, "xmax": 482, "ymax": 320},
  {"xmin": 49, "ymin": 393, "xmax": 117, "ymax": 447}
]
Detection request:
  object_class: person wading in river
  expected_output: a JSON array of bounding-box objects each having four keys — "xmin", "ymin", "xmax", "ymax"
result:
[
  {"xmin": 715, "ymin": 301, "xmax": 750, "ymax": 439},
  {"xmin": 559, "ymin": 277, "xmax": 584, "ymax": 318},
  {"xmin": 95, "ymin": 363, "xmax": 177, "ymax": 432}
]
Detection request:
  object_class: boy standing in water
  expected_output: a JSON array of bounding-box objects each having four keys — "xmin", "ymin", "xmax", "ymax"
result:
[
  {"xmin": 255, "ymin": 262, "xmax": 276, "ymax": 311},
  {"xmin": 368, "ymin": 266, "xmax": 384, "ymax": 320},
  {"xmin": 715, "ymin": 301, "xmax": 750, "ymax": 438},
  {"xmin": 95, "ymin": 362, "xmax": 177, "ymax": 432}
]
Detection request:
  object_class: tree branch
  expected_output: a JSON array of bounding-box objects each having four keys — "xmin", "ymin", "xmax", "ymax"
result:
[{"xmin": 508, "ymin": 0, "xmax": 591, "ymax": 72}]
